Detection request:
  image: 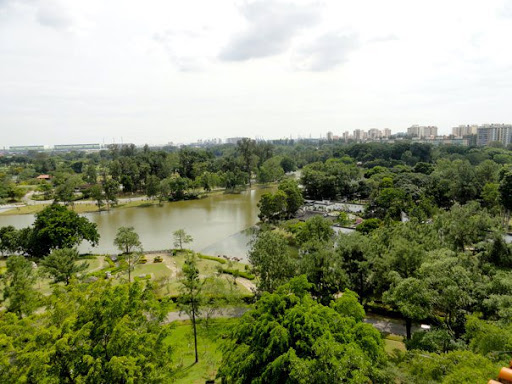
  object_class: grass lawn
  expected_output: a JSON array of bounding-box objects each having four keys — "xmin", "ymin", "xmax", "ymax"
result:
[
  {"xmin": 168, "ymin": 318, "xmax": 237, "ymax": 383},
  {"xmin": 383, "ymin": 334, "xmax": 406, "ymax": 355},
  {"xmin": 132, "ymin": 262, "xmax": 171, "ymax": 280}
]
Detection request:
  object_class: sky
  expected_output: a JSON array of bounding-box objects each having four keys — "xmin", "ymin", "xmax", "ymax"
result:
[{"xmin": 1, "ymin": 0, "xmax": 512, "ymax": 146}]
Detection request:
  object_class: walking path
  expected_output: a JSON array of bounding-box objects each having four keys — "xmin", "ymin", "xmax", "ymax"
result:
[{"xmin": 165, "ymin": 307, "xmax": 417, "ymax": 337}]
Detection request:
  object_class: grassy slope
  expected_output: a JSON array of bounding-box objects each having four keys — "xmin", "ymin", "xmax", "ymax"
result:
[{"xmin": 168, "ymin": 318, "xmax": 237, "ymax": 384}]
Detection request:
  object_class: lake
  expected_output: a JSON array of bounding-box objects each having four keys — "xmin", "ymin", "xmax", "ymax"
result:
[{"xmin": 0, "ymin": 187, "xmax": 277, "ymax": 261}]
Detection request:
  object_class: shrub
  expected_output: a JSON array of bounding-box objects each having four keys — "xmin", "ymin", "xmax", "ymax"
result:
[
  {"xmin": 197, "ymin": 254, "xmax": 227, "ymax": 264},
  {"xmin": 222, "ymin": 268, "xmax": 255, "ymax": 280}
]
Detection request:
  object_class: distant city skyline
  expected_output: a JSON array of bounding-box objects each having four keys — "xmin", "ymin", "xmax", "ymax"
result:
[{"xmin": 2, "ymin": 0, "xmax": 512, "ymax": 147}]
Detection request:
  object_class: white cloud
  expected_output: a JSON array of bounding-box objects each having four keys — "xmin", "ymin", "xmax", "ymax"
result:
[
  {"xmin": 36, "ymin": 1, "xmax": 73, "ymax": 29},
  {"xmin": 219, "ymin": 0, "xmax": 321, "ymax": 61},
  {"xmin": 292, "ymin": 32, "xmax": 359, "ymax": 71}
]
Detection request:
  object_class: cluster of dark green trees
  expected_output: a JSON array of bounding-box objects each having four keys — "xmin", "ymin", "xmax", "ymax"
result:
[
  {"xmin": 0, "ymin": 204, "xmax": 99, "ymax": 258},
  {"xmin": 0, "ymin": 139, "xmax": 298, "ymax": 207}
]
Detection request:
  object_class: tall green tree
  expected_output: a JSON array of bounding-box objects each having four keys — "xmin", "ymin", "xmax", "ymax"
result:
[
  {"xmin": 249, "ymin": 230, "xmax": 296, "ymax": 293},
  {"xmin": 386, "ymin": 277, "xmax": 433, "ymax": 339},
  {"xmin": 1, "ymin": 255, "xmax": 40, "ymax": 318},
  {"xmin": 103, "ymin": 179, "xmax": 119, "ymax": 209},
  {"xmin": 88, "ymin": 183, "xmax": 104, "ymax": 212},
  {"xmin": 178, "ymin": 254, "xmax": 203, "ymax": 364},
  {"xmin": 278, "ymin": 178, "xmax": 304, "ymax": 218},
  {"xmin": 41, "ymin": 248, "xmax": 89, "ymax": 285},
  {"xmin": 236, "ymin": 138, "xmax": 257, "ymax": 186}
]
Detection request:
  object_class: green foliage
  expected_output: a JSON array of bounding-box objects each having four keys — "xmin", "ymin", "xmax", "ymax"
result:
[
  {"xmin": 356, "ymin": 218, "xmax": 382, "ymax": 234},
  {"xmin": 197, "ymin": 254, "xmax": 227, "ymax": 264},
  {"xmin": 257, "ymin": 190, "xmax": 288, "ymax": 222},
  {"xmin": 218, "ymin": 276, "xmax": 386, "ymax": 383},
  {"xmin": 0, "ymin": 225, "xmax": 20, "ymax": 255},
  {"xmin": 221, "ymin": 268, "xmax": 255, "ymax": 280},
  {"xmin": 295, "ymin": 215, "xmax": 334, "ymax": 245},
  {"xmin": 41, "ymin": 247, "xmax": 89, "ymax": 285},
  {"xmin": 27, "ymin": 204, "xmax": 100, "ymax": 257},
  {"xmin": 400, "ymin": 350, "xmax": 500, "ymax": 384},
  {"xmin": 278, "ymin": 178, "xmax": 304, "ymax": 218},
  {"xmin": 331, "ymin": 289, "xmax": 366, "ymax": 322},
  {"xmin": 434, "ymin": 202, "xmax": 498, "ymax": 251},
  {"xmin": 249, "ymin": 230, "xmax": 296, "ymax": 293},
  {"xmin": 178, "ymin": 254, "xmax": 203, "ymax": 363},
  {"xmin": 0, "ymin": 281, "xmax": 173, "ymax": 383},
  {"xmin": 173, "ymin": 229, "xmax": 193, "ymax": 250},
  {"xmin": 114, "ymin": 226, "xmax": 142, "ymax": 254},
  {"xmin": 1, "ymin": 255, "xmax": 40, "ymax": 318}
]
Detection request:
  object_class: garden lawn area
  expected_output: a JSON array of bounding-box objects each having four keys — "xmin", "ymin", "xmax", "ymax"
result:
[
  {"xmin": 168, "ymin": 318, "xmax": 237, "ymax": 384},
  {"xmin": 383, "ymin": 334, "xmax": 406, "ymax": 355},
  {"xmin": 132, "ymin": 262, "xmax": 171, "ymax": 280}
]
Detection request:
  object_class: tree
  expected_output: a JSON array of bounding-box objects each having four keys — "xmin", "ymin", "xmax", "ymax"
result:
[
  {"xmin": 295, "ymin": 215, "xmax": 334, "ymax": 245},
  {"xmin": 386, "ymin": 277, "xmax": 433, "ymax": 339},
  {"xmin": 0, "ymin": 280, "xmax": 173, "ymax": 382},
  {"xmin": 36, "ymin": 180, "xmax": 53, "ymax": 199},
  {"xmin": 173, "ymin": 229, "xmax": 193, "ymax": 250},
  {"xmin": 257, "ymin": 156, "xmax": 284, "ymax": 184},
  {"xmin": 28, "ymin": 204, "xmax": 99, "ymax": 258},
  {"xmin": 114, "ymin": 226, "xmax": 142, "ymax": 254},
  {"xmin": 103, "ymin": 179, "xmax": 119, "ymax": 209},
  {"xmin": 0, "ymin": 225, "xmax": 19, "ymax": 255},
  {"xmin": 218, "ymin": 276, "xmax": 386, "ymax": 383},
  {"xmin": 257, "ymin": 190, "xmax": 288, "ymax": 222},
  {"xmin": 54, "ymin": 175, "xmax": 82, "ymax": 207},
  {"xmin": 499, "ymin": 169, "xmax": 512, "ymax": 226},
  {"xmin": 434, "ymin": 202, "xmax": 497, "ymax": 251},
  {"xmin": 41, "ymin": 248, "xmax": 89, "ymax": 285},
  {"xmin": 85, "ymin": 163, "xmax": 97, "ymax": 184},
  {"xmin": 337, "ymin": 233, "xmax": 375, "ymax": 303},
  {"xmin": 236, "ymin": 138, "xmax": 256, "ymax": 186},
  {"xmin": 355, "ymin": 218, "xmax": 382, "ymax": 234},
  {"xmin": 248, "ymin": 230, "xmax": 296, "ymax": 293},
  {"xmin": 123, "ymin": 252, "xmax": 142, "ymax": 283},
  {"xmin": 299, "ymin": 240, "xmax": 347, "ymax": 304},
  {"xmin": 1, "ymin": 255, "xmax": 40, "ymax": 318},
  {"xmin": 145, "ymin": 175, "xmax": 160, "ymax": 200},
  {"xmin": 278, "ymin": 178, "xmax": 304, "ymax": 218},
  {"xmin": 178, "ymin": 254, "xmax": 203, "ymax": 363},
  {"xmin": 88, "ymin": 184, "xmax": 104, "ymax": 212}
]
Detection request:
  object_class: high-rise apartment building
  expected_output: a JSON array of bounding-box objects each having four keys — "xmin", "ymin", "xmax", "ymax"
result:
[
  {"xmin": 477, "ymin": 124, "xmax": 512, "ymax": 146},
  {"xmin": 367, "ymin": 129, "xmax": 382, "ymax": 140},
  {"xmin": 407, "ymin": 125, "xmax": 438, "ymax": 138},
  {"xmin": 452, "ymin": 125, "xmax": 478, "ymax": 137}
]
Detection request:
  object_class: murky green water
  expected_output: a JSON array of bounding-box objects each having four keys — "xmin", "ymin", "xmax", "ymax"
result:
[{"xmin": 0, "ymin": 187, "xmax": 276, "ymax": 260}]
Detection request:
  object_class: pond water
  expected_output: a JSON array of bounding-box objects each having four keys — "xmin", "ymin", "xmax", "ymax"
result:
[{"xmin": 0, "ymin": 187, "xmax": 277, "ymax": 261}]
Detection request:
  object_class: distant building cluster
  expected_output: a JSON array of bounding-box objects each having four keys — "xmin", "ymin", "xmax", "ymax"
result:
[
  {"xmin": 6, "ymin": 143, "xmax": 101, "ymax": 153},
  {"xmin": 452, "ymin": 124, "xmax": 478, "ymax": 137},
  {"xmin": 407, "ymin": 125, "xmax": 438, "ymax": 138},
  {"xmin": 327, "ymin": 128, "xmax": 392, "ymax": 142}
]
